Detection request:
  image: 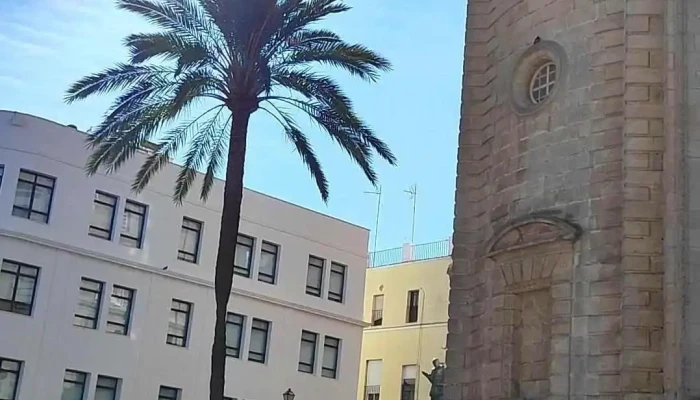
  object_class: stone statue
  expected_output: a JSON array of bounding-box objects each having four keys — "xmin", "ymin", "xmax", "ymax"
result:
[{"xmin": 422, "ymin": 358, "xmax": 445, "ymax": 400}]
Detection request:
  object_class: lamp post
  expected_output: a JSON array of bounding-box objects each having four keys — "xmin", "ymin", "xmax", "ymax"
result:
[{"xmin": 283, "ymin": 388, "xmax": 295, "ymax": 400}]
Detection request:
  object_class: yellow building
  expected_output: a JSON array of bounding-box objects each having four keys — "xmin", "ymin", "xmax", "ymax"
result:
[{"xmin": 358, "ymin": 241, "xmax": 451, "ymax": 400}]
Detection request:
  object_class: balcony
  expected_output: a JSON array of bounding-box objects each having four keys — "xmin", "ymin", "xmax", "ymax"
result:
[{"xmin": 368, "ymin": 238, "xmax": 452, "ymax": 268}]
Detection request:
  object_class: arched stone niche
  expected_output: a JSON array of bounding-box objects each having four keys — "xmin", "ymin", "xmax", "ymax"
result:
[{"xmin": 485, "ymin": 215, "xmax": 581, "ymax": 400}]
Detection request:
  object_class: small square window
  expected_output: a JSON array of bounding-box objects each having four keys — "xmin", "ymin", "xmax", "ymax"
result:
[
  {"xmin": 0, "ymin": 260, "xmax": 40, "ymax": 316},
  {"xmin": 158, "ymin": 386, "xmax": 180, "ymax": 400},
  {"xmin": 178, "ymin": 217, "xmax": 202, "ymax": 263},
  {"xmin": 74, "ymin": 278, "xmax": 104, "ymax": 329},
  {"xmin": 12, "ymin": 169, "xmax": 56, "ymax": 223},
  {"xmin": 96, "ymin": 375, "xmax": 120, "ymax": 400},
  {"xmin": 258, "ymin": 242, "xmax": 279, "ymax": 284},
  {"xmin": 62, "ymin": 370, "xmax": 88, "ymax": 400},
  {"xmin": 234, "ymin": 235, "xmax": 254, "ymax": 278},
  {"xmin": 166, "ymin": 299, "xmax": 192, "ymax": 347}
]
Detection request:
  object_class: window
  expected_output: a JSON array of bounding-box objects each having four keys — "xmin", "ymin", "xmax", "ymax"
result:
[
  {"xmin": 95, "ymin": 376, "xmax": 119, "ymax": 400},
  {"xmin": 120, "ymin": 200, "xmax": 147, "ymax": 248},
  {"xmin": 61, "ymin": 370, "xmax": 87, "ymax": 400},
  {"xmin": 365, "ymin": 360, "xmax": 382, "ymax": 400},
  {"xmin": 12, "ymin": 169, "xmax": 55, "ymax": 223},
  {"xmin": 107, "ymin": 285, "xmax": 134, "ymax": 335},
  {"xmin": 166, "ymin": 299, "xmax": 191, "ymax": 347},
  {"xmin": 0, "ymin": 357, "xmax": 21, "ymax": 400},
  {"xmin": 89, "ymin": 191, "xmax": 118, "ymax": 240},
  {"xmin": 305, "ymin": 256, "xmax": 324, "ymax": 297},
  {"xmin": 530, "ymin": 62, "xmax": 557, "ymax": 104},
  {"xmin": 234, "ymin": 235, "xmax": 254, "ymax": 277},
  {"xmin": 258, "ymin": 242, "xmax": 278, "ymax": 284},
  {"xmin": 74, "ymin": 278, "xmax": 103, "ymax": 329},
  {"xmin": 178, "ymin": 217, "xmax": 202, "ymax": 263},
  {"xmin": 0, "ymin": 166, "xmax": 4, "ymax": 190},
  {"xmin": 371, "ymin": 295, "xmax": 384, "ymax": 326},
  {"xmin": 401, "ymin": 365, "xmax": 417, "ymax": 400},
  {"xmin": 328, "ymin": 262, "xmax": 346, "ymax": 303},
  {"xmin": 226, "ymin": 313, "xmax": 245, "ymax": 358},
  {"xmin": 248, "ymin": 318, "xmax": 270, "ymax": 363},
  {"xmin": 322, "ymin": 336, "xmax": 340, "ymax": 379},
  {"xmin": 158, "ymin": 386, "xmax": 180, "ymax": 400},
  {"xmin": 0, "ymin": 260, "xmax": 39, "ymax": 316},
  {"xmin": 298, "ymin": 330, "xmax": 317, "ymax": 373},
  {"xmin": 406, "ymin": 290, "xmax": 419, "ymax": 323}
]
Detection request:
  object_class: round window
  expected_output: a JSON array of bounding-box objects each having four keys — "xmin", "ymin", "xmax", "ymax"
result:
[{"xmin": 529, "ymin": 62, "xmax": 557, "ymax": 104}]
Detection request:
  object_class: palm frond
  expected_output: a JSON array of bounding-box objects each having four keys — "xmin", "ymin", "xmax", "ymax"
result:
[
  {"xmin": 125, "ymin": 32, "xmax": 204, "ymax": 64},
  {"xmin": 284, "ymin": 41, "xmax": 391, "ymax": 81},
  {"xmin": 65, "ymin": 64, "xmax": 173, "ymax": 103},
  {"xmin": 200, "ymin": 115, "xmax": 231, "ymax": 202}
]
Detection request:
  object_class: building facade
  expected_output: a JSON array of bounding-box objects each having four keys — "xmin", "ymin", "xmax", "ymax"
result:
[
  {"xmin": 0, "ymin": 110, "xmax": 368, "ymax": 400},
  {"xmin": 448, "ymin": 2, "xmax": 695, "ymax": 400},
  {"xmin": 358, "ymin": 242, "xmax": 450, "ymax": 400}
]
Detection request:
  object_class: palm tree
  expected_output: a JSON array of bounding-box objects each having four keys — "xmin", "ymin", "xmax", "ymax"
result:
[{"xmin": 65, "ymin": 0, "xmax": 395, "ymax": 398}]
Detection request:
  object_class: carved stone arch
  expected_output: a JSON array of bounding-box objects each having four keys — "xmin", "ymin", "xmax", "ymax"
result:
[{"xmin": 485, "ymin": 215, "xmax": 581, "ymax": 258}]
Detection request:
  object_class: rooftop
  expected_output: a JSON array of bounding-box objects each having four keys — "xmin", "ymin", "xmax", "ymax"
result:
[{"xmin": 368, "ymin": 237, "xmax": 452, "ymax": 268}]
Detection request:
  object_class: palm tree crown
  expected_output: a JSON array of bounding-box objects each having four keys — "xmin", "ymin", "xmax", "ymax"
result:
[{"xmin": 65, "ymin": 0, "xmax": 396, "ymax": 202}]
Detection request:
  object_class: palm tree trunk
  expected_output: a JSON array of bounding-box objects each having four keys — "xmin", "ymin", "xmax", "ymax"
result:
[{"xmin": 209, "ymin": 107, "xmax": 251, "ymax": 400}]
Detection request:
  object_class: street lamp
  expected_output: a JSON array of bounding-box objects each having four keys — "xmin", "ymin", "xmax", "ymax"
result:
[{"xmin": 283, "ymin": 388, "xmax": 295, "ymax": 400}]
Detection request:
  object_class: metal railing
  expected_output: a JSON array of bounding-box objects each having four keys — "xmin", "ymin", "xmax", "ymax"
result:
[{"xmin": 368, "ymin": 238, "xmax": 452, "ymax": 268}]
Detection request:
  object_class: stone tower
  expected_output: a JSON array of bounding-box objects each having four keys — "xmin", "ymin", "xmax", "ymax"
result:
[{"xmin": 447, "ymin": 1, "xmax": 699, "ymax": 400}]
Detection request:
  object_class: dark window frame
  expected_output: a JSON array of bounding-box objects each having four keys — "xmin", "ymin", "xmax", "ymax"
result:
[
  {"xmin": 12, "ymin": 169, "xmax": 56, "ymax": 223},
  {"xmin": 234, "ymin": 234, "xmax": 255, "ymax": 278},
  {"xmin": 298, "ymin": 330, "xmax": 318, "ymax": 374},
  {"xmin": 0, "ymin": 259, "xmax": 39, "ymax": 316},
  {"xmin": 257, "ymin": 241, "xmax": 279, "ymax": 284},
  {"xmin": 0, "ymin": 165, "xmax": 4, "ymax": 190},
  {"xmin": 166, "ymin": 299, "xmax": 192, "ymax": 347},
  {"xmin": 328, "ymin": 262, "xmax": 346, "ymax": 303},
  {"xmin": 225, "ymin": 312, "xmax": 245, "ymax": 358},
  {"xmin": 305, "ymin": 256, "xmax": 324, "ymax": 297},
  {"xmin": 158, "ymin": 385, "xmax": 181, "ymax": 400},
  {"xmin": 89, "ymin": 191, "xmax": 118, "ymax": 240},
  {"xmin": 178, "ymin": 217, "xmax": 203, "ymax": 263},
  {"xmin": 400, "ymin": 366, "xmax": 416, "ymax": 400},
  {"xmin": 248, "ymin": 318, "xmax": 270, "ymax": 363},
  {"xmin": 74, "ymin": 277, "xmax": 104, "ymax": 329},
  {"xmin": 322, "ymin": 336, "xmax": 340, "ymax": 379},
  {"xmin": 96, "ymin": 375, "xmax": 119, "ymax": 400},
  {"xmin": 119, "ymin": 200, "xmax": 147, "ymax": 249},
  {"xmin": 371, "ymin": 294, "xmax": 384, "ymax": 326},
  {"xmin": 0, "ymin": 357, "xmax": 21, "ymax": 400},
  {"xmin": 62, "ymin": 369, "xmax": 88, "ymax": 400},
  {"xmin": 106, "ymin": 285, "xmax": 134, "ymax": 335},
  {"xmin": 406, "ymin": 290, "xmax": 420, "ymax": 323}
]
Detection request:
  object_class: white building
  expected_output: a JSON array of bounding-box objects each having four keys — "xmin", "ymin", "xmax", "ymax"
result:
[{"xmin": 0, "ymin": 111, "xmax": 369, "ymax": 400}]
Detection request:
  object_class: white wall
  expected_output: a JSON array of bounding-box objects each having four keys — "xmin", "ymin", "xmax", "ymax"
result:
[{"xmin": 0, "ymin": 110, "xmax": 369, "ymax": 400}]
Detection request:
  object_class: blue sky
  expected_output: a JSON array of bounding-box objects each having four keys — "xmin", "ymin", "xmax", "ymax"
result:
[{"xmin": 0, "ymin": 0, "xmax": 466, "ymax": 252}]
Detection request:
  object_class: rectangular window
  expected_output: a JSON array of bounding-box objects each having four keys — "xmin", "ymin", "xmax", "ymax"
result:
[
  {"xmin": 12, "ymin": 169, "xmax": 55, "ymax": 223},
  {"xmin": 0, "ymin": 260, "xmax": 39, "ymax": 316},
  {"xmin": 258, "ymin": 242, "xmax": 279, "ymax": 284},
  {"xmin": 328, "ymin": 262, "xmax": 346, "ymax": 303},
  {"xmin": 406, "ymin": 290, "xmax": 419, "ymax": 323},
  {"xmin": 225, "ymin": 313, "xmax": 245, "ymax": 358},
  {"xmin": 365, "ymin": 360, "xmax": 382, "ymax": 400},
  {"xmin": 61, "ymin": 370, "xmax": 87, "ymax": 400},
  {"xmin": 0, "ymin": 165, "xmax": 4, "ymax": 190},
  {"xmin": 74, "ymin": 278, "xmax": 103, "ymax": 329},
  {"xmin": 166, "ymin": 299, "xmax": 191, "ymax": 347},
  {"xmin": 158, "ymin": 386, "xmax": 180, "ymax": 400},
  {"xmin": 178, "ymin": 217, "xmax": 202, "ymax": 263},
  {"xmin": 120, "ymin": 200, "xmax": 147, "ymax": 248},
  {"xmin": 234, "ymin": 235, "xmax": 254, "ymax": 277},
  {"xmin": 248, "ymin": 318, "xmax": 270, "ymax": 363},
  {"xmin": 89, "ymin": 191, "xmax": 118, "ymax": 240},
  {"xmin": 371, "ymin": 295, "xmax": 384, "ymax": 326},
  {"xmin": 322, "ymin": 336, "xmax": 340, "ymax": 379},
  {"xmin": 106, "ymin": 285, "xmax": 134, "ymax": 335},
  {"xmin": 305, "ymin": 256, "xmax": 324, "ymax": 297},
  {"xmin": 0, "ymin": 357, "xmax": 21, "ymax": 400},
  {"xmin": 95, "ymin": 375, "xmax": 119, "ymax": 400},
  {"xmin": 401, "ymin": 365, "xmax": 417, "ymax": 400},
  {"xmin": 298, "ymin": 330, "xmax": 318, "ymax": 374}
]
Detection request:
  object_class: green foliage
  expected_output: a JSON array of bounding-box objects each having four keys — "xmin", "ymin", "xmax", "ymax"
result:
[{"xmin": 65, "ymin": 0, "xmax": 396, "ymax": 203}]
